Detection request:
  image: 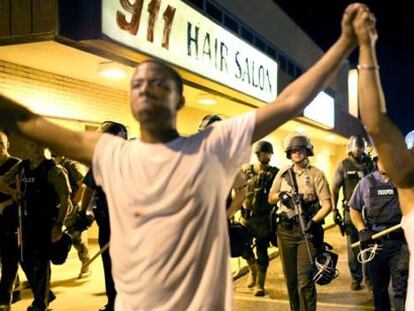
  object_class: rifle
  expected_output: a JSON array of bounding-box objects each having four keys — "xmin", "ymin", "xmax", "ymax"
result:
[
  {"xmin": 287, "ymin": 168, "xmax": 313, "ymax": 261},
  {"xmin": 333, "ymin": 206, "xmax": 345, "ymax": 236}
]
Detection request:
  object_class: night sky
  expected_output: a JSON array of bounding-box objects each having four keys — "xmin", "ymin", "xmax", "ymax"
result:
[{"xmin": 272, "ymin": 0, "xmax": 413, "ymax": 135}]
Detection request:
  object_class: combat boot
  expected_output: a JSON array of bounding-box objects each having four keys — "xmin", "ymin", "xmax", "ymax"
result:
[
  {"xmin": 247, "ymin": 262, "xmax": 257, "ymax": 288},
  {"xmin": 254, "ymin": 270, "xmax": 266, "ymax": 296}
]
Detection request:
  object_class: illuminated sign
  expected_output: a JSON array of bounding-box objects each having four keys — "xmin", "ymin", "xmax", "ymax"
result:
[
  {"xmin": 102, "ymin": 0, "xmax": 278, "ymax": 102},
  {"xmin": 304, "ymin": 92, "xmax": 335, "ymax": 128}
]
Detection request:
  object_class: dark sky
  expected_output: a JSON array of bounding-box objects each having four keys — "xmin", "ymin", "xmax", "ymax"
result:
[{"xmin": 272, "ymin": 0, "xmax": 413, "ymax": 135}]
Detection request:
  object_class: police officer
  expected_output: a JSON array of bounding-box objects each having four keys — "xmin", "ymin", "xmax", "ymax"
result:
[
  {"xmin": 349, "ymin": 153, "xmax": 409, "ymax": 311},
  {"xmin": 0, "ymin": 140, "xmax": 71, "ymax": 311},
  {"xmin": 0, "ymin": 132, "xmax": 20, "ymax": 310},
  {"xmin": 268, "ymin": 133, "xmax": 332, "ymax": 311},
  {"xmin": 331, "ymin": 135, "xmax": 374, "ymax": 290},
  {"xmin": 81, "ymin": 121, "xmax": 127, "ymax": 311},
  {"xmin": 239, "ymin": 141, "xmax": 278, "ymax": 296},
  {"xmin": 406, "ymin": 130, "xmax": 414, "ymax": 154},
  {"xmin": 52, "ymin": 154, "xmax": 90, "ymax": 278}
]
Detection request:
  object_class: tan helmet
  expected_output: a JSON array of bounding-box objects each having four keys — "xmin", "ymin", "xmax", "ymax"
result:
[{"xmin": 283, "ymin": 133, "xmax": 314, "ymax": 159}]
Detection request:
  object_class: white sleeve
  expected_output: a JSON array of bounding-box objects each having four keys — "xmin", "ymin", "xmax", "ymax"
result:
[
  {"xmin": 206, "ymin": 111, "xmax": 255, "ymax": 177},
  {"xmin": 92, "ymin": 134, "xmax": 127, "ymax": 189}
]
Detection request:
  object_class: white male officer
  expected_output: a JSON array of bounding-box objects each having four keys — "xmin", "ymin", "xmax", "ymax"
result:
[{"xmin": 332, "ymin": 135, "xmax": 374, "ymax": 290}]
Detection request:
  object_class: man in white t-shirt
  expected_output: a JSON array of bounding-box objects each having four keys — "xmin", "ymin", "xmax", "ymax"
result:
[
  {"xmin": 353, "ymin": 6, "xmax": 414, "ymax": 310},
  {"xmin": 0, "ymin": 4, "xmax": 368, "ymax": 310}
]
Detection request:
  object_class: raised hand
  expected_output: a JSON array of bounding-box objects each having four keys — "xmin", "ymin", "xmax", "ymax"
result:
[{"xmin": 352, "ymin": 4, "xmax": 378, "ymax": 47}]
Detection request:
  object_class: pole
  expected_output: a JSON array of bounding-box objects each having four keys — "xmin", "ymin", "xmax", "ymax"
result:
[{"xmin": 351, "ymin": 224, "xmax": 402, "ymax": 248}]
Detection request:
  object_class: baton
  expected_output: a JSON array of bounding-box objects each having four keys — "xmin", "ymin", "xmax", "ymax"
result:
[
  {"xmin": 81, "ymin": 242, "xmax": 109, "ymax": 269},
  {"xmin": 15, "ymin": 174, "xmax": 24, "ymax": 262},
  {"xmin": 351, "ymin": 224, "xmax": 402, "ymax": 248}
]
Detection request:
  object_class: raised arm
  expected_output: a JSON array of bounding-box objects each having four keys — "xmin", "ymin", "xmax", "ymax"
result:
[
  {"xmin": 353, "ymin": 6, "xmax": 414, "ymax": 213},
  {"xmin": 0, "ymin": 94, "xmax": 99, "ymax": 166},
  {"xmin": 253, "ymin": 3, "xmax": 363, "ymax": 141}
]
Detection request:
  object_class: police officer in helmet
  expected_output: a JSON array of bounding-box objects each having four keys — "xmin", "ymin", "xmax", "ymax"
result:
[
  {"xmin": 405, "ymin": 130, "xmax": 414, "ymax": 154},
  {"xmin": 269, "ymin": 133, "xmax": 332, "ymax": 311},
  {"xmin": 240, "ymin": 140, "xmax": 278, "ymax": 296},
  {"xmin": 332, "ymin": 135, "xmax": 374, "ymax": 290},
  {"xmin": 349, "ymin": 152, "xmax": 409, "ymax": 311}
]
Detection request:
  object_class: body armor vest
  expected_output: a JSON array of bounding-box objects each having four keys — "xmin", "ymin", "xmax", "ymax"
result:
[
  {"xmin": 342, "ymin": 156, "xmax": 374, "ymax": 202},
  {"xmin": 0, "ymin": 156, "xmax": 19, "ymax": 203},
  {"xmin": 20, "ymin": 159, "xmax": 60, "ymax": 221},
  {"xmin": 242, "ymin": 164, "xmax": 278, "ymax": 214},
  {"xmin": 60, "ymin": 159, "xmax": 78, "ymax": 201},
  {"xmin": 0, "ymin": 156, "xmax": 20, "ymax": 232},
  {"xmin": 365, "ymin": 174, "xmax": 401, "ymax": 227}
]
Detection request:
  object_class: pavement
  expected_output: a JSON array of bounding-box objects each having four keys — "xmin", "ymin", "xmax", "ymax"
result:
[{"xmin": 10, "ymin": 227, "xmax": 375, "ymax": 310}]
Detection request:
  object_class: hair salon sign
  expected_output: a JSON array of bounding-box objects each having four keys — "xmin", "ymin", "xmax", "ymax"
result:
[{"xmin": 102, "ymin": 0, "xmax": 278, "ymax": 102}]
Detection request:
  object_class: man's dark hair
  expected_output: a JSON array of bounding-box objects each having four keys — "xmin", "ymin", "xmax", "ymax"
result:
[{"xmin": 137, "ymin": 59, "xmax": 183, "ymax": 95}]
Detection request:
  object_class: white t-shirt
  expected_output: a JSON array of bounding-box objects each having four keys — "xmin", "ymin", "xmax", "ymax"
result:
[
  {"xmin": 402, "ymin": 209, "xmax": 414, "ymax": 310},
  {"xmin": 93, "ymin": 112, "xmax": 255, "ymax": 311}
]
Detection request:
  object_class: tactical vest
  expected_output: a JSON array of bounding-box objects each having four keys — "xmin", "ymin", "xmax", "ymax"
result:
[
  {"xmin": 19, "ymin": 159, "xmax": 60, "ymax": 221},
  {"xmin": 365, "ymin": 174, "xmax": 401, "ymax": 228},
  {"xmin": 0, "ymin": 156, "xmax": 20, "ymax": 231},
  {"xmin": 242, "ymin": 164, "xmax": 278, "ymax": 214},
  {"xmin": 342, "ymin": 156, "xmax": 374, "ymax": 202},
  {"xmin": 60, "ymin": 159, "xmax": 79, "ymax": 201},
  {"xmin": 0, "ymin": 156, "xmax": 19, "ymax": 203}
]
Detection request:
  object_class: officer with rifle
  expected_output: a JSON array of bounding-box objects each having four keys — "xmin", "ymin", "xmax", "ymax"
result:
[
  {"xmin": 240, "ymin": 141, "xmax": 278, "ymax": 297},
  {"xmin": 268, "ymin": 133, "xmax": 332, "ymax": 311},
  {"xmin": 332, "ymin": 135, "xmax": 375, "ymax": 290}
]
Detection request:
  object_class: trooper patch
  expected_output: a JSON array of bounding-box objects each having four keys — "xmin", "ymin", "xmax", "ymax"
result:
[{"xmin": 377, "ymin": 189, "xmax": 394, "ymax": 196}]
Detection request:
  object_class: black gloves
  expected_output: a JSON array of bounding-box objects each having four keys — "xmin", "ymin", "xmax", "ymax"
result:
[
  {"xmin": 304, "ymin": 219, "xmax": 319, "ymax": 234},
  {"xmin": 358, "ymin": 228, "xmax": 374, "ymax": 249},
  {"xmin": 279, "ymin": 191, "xmax": 292, "ymax": 208},
  {"xmin": 333, "ymin": 209, "xmax": 343, "ymax": 225}
]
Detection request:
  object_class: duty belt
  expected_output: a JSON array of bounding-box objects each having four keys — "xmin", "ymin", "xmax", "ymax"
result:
[
  {"xmin": 242, "ymin": 209, "xmax": 269, "ymax": 219},
  {"xmin": 279, "ymin": 213, "xmax": 299, "ymax": 229}
]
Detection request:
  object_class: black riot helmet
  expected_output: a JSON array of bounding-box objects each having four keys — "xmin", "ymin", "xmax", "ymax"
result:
[
  {"xmin": 346, "ymin": 135, "xmax": 367, "ymax": 154},
  {"xmin": 50, "ymin": 232, "xmax": 72, "ymax": 265},
  {"xmin": 198, "ymin": 114, "xmax": 223, "ymax": 132},
  {"xmin": 284, "ymin": 133, "xmax": 314, "ymax": 159},
  {"xmin": 405, "ymin": 130, "xmax": 414, "ymax": 150},
  {"xmin": 312, "ymin": 243, "xmax": 339, "ymax": 286},
  {"xmin": 100, "ymin": 121, "xmax": 128, "ymax": 139},
  {"xmin": 254, "ymin": 141, "xmax": 273, "ymax": 154}
]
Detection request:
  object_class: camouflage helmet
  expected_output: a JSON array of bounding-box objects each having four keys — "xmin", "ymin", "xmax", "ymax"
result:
[
  {"xmin": 283, "ymin": 133, "xmax": 314, "ymax": 159},
  {"xmin": 346, "ymin": 135, "xmax": 367, "ymax": 154},
  {"xmin": 198, "ymin": 114, "xmax": 223, "ymax": 132},
  {"xmin": 254, "ymin": 141, "xmax": 273, "ymax": 154},
  {"xmin": 101, "ymin": 121, "xmax": 128, "ymax": 139},
  {"xmin": 405, "ymin": 130, "xmax": 414, "ymax": 150}
]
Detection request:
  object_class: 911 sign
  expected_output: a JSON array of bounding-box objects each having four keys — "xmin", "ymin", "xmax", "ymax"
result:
[{"xmin": 102, "ymin": 0, "xmax": 278, "ymax": 102}]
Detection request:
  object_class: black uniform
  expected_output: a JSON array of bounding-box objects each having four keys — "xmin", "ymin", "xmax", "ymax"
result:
[
  {"xmin": 0, "ymin": 156, "xmax": 20, "ymax": 306},
  {"xmin": 0, "ymin": 159, "xmax": 68, "ymax": 311},
  {"xmin": 349, "ymin": 171, "xmax": 409, "ymax": 311},
  {"xmin": 83, "ymin": 169, "xmax": 116, "ymax": 309},
  {"xmin": 332, "ymin": 155, "xmax": 374, "ymax": 286}
]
